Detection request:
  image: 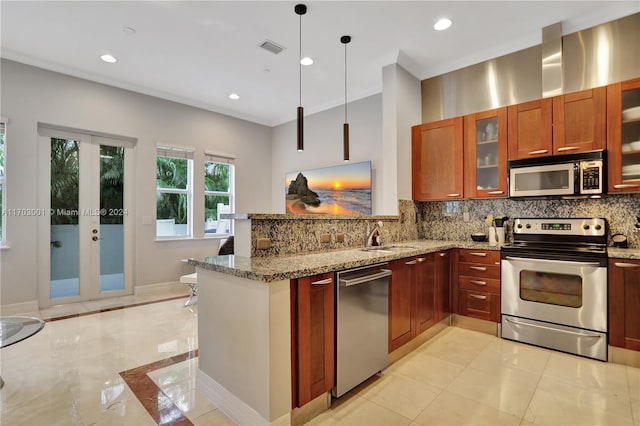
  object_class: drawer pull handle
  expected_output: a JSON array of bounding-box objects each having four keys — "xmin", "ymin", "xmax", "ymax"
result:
[
  {"xmin": 469, "ymin": 266, "xmax": 487, "ymax": 271},
  {"xmin": 406, "ymin": 260, "xmax": 417, "ymax": 265},
  {"xmin": 311, "ymin": 278, "xmax": 333, "ymax": 285},
  {"xmin": 470, "ymin": 294, "xmax": 487, "ymax": 300},
  {"xmin": 469, "ymin": 252, "xmax": 487, "ymax": 257},
  {"xmin": 487, "ymin": 191, "xmax": 504, "ymax": 195},
  {"xmin": 446, "ymin": 193, "xmax": 460, "ymax": 197},
  {"xmin": 614, "ymin": 262, "xmax": 640, "ymax": 269},
  {"xmin": 557, "ymin": 146, "xmax": 580, "ymax": 152},
  {"xmin": 613, "ymin": 184, "xmax": 640, "ymax": 189},
  {"xmin": 469, "ymin": 280, "xmax": 487, "ymax": 286},
  {"xmin": 527, "ymin": 149, "xmax": 548, "ymax": 155},
  {"xmin": 439, "ymin": 252, "xmax": 447, "ymax": 257},
  {"xmin": 417, "ymin": 258, "xmax": 426, "ymax": 263}
]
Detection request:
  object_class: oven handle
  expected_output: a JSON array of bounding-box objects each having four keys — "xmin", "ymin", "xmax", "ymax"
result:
[
  {"xmin": 504, "ymin": 256, "xmax": 601, "ymax": 268},
  {"xmin": 504, "ymin": 317, "xmax": 603, "ymax": 339}
]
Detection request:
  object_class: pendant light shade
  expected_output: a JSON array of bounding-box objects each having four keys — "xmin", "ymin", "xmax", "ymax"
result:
[
  {"xmin": 341, "ymin": 35, "xmax": 351, "ymax": 162},
  {"xmin": 295, "ymin": 4, "xmax": 307, "ymax": 152}
]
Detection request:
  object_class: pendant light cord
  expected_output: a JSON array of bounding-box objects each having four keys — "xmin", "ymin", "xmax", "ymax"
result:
[
  {"xmin": 344, "ymin": 42, "xmax": 348, "ymax": 122},
  {"xmin": 299, "ymin": 14, "xmax": 302, "ymax": 106}
]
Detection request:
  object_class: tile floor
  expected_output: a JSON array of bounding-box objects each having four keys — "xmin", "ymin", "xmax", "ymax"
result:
[{"xmin": 1, "ymin": 296, "xmax": 639, "ymax": 425}]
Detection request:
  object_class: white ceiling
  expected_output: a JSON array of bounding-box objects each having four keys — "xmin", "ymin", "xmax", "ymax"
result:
[{"xmin": 1, "ymin": 1, "xmax": 638, "ymax": 126}]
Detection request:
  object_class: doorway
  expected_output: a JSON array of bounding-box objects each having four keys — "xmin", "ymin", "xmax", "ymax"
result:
[{"xmin": 37, "ymin": 126, "xmax": 135, "ymax": 307}]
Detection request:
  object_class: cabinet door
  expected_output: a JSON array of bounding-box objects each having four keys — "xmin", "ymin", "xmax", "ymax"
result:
[
  {"xmin": 458, "ymin": 289, "xmax": 500, "ymax": 322},
  {"xmin": 415, "ymin": 254, "xmax": 436, "ymax": 334},
  {"xmin": 464, "ymin": 108, "xmax": 508, "ymax": 198},
  {"xmin": 294, "ymin": 272, "xmax": 335, "ymax": 406},
  {"xmin": 608, "ymin": 259, "xmax": 640, "ymax": 351},
  {"xmin": 553, "ymin": 87, "xmax": 606, "ymax": 154},
  {"xmin": 389, "ymin": 258, "xmax": 416, "ymax": 352},
  {"xmin": 607, "ymin": 78, "xmax": 640, "ymax": 193},
  {"xmin": 412, "ymin": 117, "xmax": 464, "ymax": 200},
  {"xmin": 435, "ymin": 250, "xmax": 451, "ymax": 322},
  {"xmin": 508, "ymin": 98, "xmax": 553, "ymax": 159}
]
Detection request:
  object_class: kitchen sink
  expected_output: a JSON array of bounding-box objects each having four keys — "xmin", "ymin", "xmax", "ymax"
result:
[{"xmin": 361, "ymin": 245, "xmax": 418, "ymax": 253}]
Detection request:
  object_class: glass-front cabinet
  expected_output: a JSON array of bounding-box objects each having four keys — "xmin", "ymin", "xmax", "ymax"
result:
[
  {"xmin": 608, "ymin": 77, "xmax": 640, "ymax": 193},
  {"xmin": 464, "ymin": 108, "xmax": 508, "ymax": 198}
]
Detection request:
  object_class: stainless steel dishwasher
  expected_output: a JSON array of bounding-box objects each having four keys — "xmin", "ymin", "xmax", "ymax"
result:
[{"xmin": 333, "ymin": 263, "xmax": 391, "ymax": 398}]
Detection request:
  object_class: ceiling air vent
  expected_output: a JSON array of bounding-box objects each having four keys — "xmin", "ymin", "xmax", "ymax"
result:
[{"xmin": 259, "ymin": 39, "xmax": 286, "ymax": 55}]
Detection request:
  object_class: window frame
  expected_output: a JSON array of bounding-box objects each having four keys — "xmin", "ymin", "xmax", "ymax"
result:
[
  {"xmin": 0, "ymin": 119, "xmax": 6, "ymax": 246},
  {"xmin": 155, "ymin": 146, "xmax": 194, "ymax": 239},
  {"xmin": 203, "ymin": 157, "xmax": 235, "ymax": 237}
]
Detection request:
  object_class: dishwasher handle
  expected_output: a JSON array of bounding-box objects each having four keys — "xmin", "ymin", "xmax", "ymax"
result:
[{"xmin": 339, "ymin": 269, "xmax": 392, "ymax": 287}]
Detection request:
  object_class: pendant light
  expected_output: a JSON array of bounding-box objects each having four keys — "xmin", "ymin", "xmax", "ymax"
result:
[
  {"xmin": 341, "ymin": 35, "xmax": 351, "ymax": 162},
  {"xmin": 295, "ymin": 4, "xmax": 307, "ymax": 152}
]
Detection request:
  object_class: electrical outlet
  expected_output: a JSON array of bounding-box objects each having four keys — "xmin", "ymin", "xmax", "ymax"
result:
[
  {"xmin": 336, "ymin": 233, "xmax": 345, "ymax": 243},
  {"xmin": 256, "ymin": 238, "xmax": 271, "ymax": 250},
  {"xmin": 320, "ymin": 233, "xmax": 331, "ymax": 244},
  {"xmin": 463, "ymin": 212, "xmax": 470, "ymax": 222}
]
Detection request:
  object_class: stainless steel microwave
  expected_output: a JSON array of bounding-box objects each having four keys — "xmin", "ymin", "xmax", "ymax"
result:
[{"xmin": 508, "ymin": 150, "xmax": 606, "ymax": 198}]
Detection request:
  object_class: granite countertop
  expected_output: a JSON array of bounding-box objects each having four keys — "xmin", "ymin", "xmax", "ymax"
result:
[
  {"xmin": 188, "ymin": 240, "xmax": 502, "ymax": 283},
  {"xmin": 607, "ymin": 248, "xmax": 640, "ymax": 260}
]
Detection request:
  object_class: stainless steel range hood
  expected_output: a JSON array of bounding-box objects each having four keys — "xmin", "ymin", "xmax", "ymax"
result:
[{"xmin": 542, "ymin": 23, "xmax": 563, "ymax": 98}]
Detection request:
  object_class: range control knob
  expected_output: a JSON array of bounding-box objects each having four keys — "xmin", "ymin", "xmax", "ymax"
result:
[
  {"xmin": 525, "ymin": 224, "xmax": 531, "ymax": 229},
  {"xmin": 583, "ymin": 224, "xmax": 590, "ymax": 230},
  {"xmin": 517, "ymin": 224, "xmax": 523, "ymax": 229},
  {"xmin": 594, "ymin": 224, "xmax": 602, "ymax": 231}
]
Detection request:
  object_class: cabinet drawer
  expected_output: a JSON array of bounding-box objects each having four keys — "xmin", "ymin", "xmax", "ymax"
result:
[
  {"xmin": 458, "ymin": 289, "xmax": 500, "ymax": 322},
  {"xmin": 458, "ymin": 262, "xmax": 500, "ymax": 280},
  {"xmin": 459, "ymin": 249, "xmax": 500, "ymax": 265},
  {"xmin": 458, "ymin": 276, "xmax": 500, "ymax": 293}
]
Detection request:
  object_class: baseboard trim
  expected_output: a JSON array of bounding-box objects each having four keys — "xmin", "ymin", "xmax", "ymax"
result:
[
  {"xmin": 389, "ymin": 318, "xmax": 450, "ymax": 365},
  {"xmin": 609, "ymin": 346, "xmax": 640, "ymax": 368},
  {"xmin": 452, "ymin": 314, "xmax": 499, "ymax": 336},
  {"xmin": 0, "ymin": 300, "xmax": 39, "ymax": 316},
  {"xmin": 197, "ymin": 369, "xmax": 274, "ymax": 425},
  {"xmin": 134, "ymin": 281, "xmax": 183, "ymax": 296}
]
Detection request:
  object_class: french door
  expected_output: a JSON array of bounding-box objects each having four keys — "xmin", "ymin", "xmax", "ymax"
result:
[{"xmin": 37, "ymin": 126, "xmax": 135, "ymax": 307}]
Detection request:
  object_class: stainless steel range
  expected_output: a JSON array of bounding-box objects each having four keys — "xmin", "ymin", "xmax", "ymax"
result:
[{"xmin": 501, "ymin": 218, "xmax": 608, "ymax": 361}]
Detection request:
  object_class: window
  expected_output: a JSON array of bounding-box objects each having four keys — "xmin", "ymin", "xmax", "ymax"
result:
[
  {"xmin": 204, "ymin": 152, "xmax": 234, "ymax": 235},
  {"xmin": 156, "ymin": 146, "xmax": 193, "ymax": 238},
  {"xmin": 0, "ymin": 121, "xmax": 5, "ymax": 243}
]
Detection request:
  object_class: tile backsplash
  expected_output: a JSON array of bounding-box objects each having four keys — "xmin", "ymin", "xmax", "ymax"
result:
[{"xmin": 417, "ymin": 194, "xmax": 640, "ymax": 247}]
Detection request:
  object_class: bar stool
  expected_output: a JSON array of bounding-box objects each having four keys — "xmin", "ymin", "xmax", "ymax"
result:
[{"xmin": 180, "ymin": 272, "xmax": 198, "ymax": 307}]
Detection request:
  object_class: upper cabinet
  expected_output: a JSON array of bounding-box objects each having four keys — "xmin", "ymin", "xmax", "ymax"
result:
[
  {"xmin": 464, "ymin": 108, "xmax": 508, "ymax": 198},
  {"xmin": 412, "ymin": 117, "xmax": 464, "ymax": 200},
  {"xmin": 607, "ymin": 77, "xmax": 640, "ymax": 193},
  {"xmin": 507, "ymin": 99, "xmax": 553, "ymax": 159},
  {"xmin": 552, "ymin": 87, "xmax": 606, "ymax": 154}
]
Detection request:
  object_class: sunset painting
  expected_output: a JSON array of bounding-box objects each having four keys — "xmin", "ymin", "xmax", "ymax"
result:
[{"xmin": 285, "ymin": 161, "xmax": 372, "ymax": 215}]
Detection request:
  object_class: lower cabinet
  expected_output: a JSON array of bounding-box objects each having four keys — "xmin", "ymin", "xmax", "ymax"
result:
[
  {"xmin": 608, "ymin": 259, "xmax": 640, "ymax": 351},
  {"xmin": 455, "ymin": 249, "xmax": 501, "ymax": 322},
  {"xmin": 290, "ymin": 272, "xmax": 335, "ymax": 408},
  {"xmin": 389, "ymin": 251, "xmax": 450, "ymax": 353}
]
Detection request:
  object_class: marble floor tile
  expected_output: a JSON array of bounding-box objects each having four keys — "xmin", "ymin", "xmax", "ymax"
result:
[
  {"xmin": 309, "ymin": 395, "xmax": 412, "ymax": 426},
  {"xmin": 191, "ymin": 408, "xmax": 235, "ymax": 426},
  {"xmin": 629, "ymin": 366, "xmax": 640, "ymax": 399},
  {"xmin": 355, "ymin": 371, "xmax": 441, "ymax": 420},
  {"xmin": 413, "ymin": 390, "xmax": 521, "ymax": 426},
  {"xmin": 467, "ymin": 339, "xmax": 551, "ymax": 375},
  {"xmin": 543, "ymin": 352, "xmax": 630, "ymax": 397},
  {"xmin": 415, "ymin": 328, "xmax": 493, "ymax": 367},
  {"xmin": 445, "ymin": 362, "xmax": 539, "ymax": 418},
  {"xmin": 387, "ymin": 351, "xmax": 464, "ymax": 389}
]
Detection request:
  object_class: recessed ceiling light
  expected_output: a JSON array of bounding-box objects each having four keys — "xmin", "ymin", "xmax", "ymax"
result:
[
  {"xmin": 122, "ymin": 27, "xmax": 137, "ymax": 35},
  {"xmin": 229, "ymin": 93, "xmax": 240, "ymax": 100},
  {"xmin": 434, "ymin": 18, "xmax": 452, "ymax": 31},
  {"xmin": 100, "ymin": 54, "xmax": 117, "ymax": 63},
  {"xmin": 300, "ymin": 56, "xmax": 314, "ymax": 66}
]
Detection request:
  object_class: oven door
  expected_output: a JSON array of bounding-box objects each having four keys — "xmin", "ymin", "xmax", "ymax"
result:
[
  {"xmin": 501, "ymin": 255, "xmax": 607, "ymax": 332},
  {"xmin": 509, "ymin": 163, "xmax": 575, "ymax": 197}
]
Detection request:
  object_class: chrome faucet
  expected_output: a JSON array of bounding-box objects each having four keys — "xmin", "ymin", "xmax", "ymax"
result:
[{"xmin": 365, "ymin": 221, "xmax": 383, "ymax": 247}]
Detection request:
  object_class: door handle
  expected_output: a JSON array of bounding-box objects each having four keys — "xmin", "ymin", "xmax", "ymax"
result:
[
  {"xmin": 613, "ymin": 184, "xmax": 640, "ymax": 189},
  {"xmin": 469, "ymin": 280, "xmax": 487, "ymax": 286},
  {"xmin": 614, "ymin": 262, "xmax": 640, "ymax": 269},
  {"xmin": 417, "ymin": 258, "xmax": 425, "ymax": 263},
  {"xmin": 527, "ymin": 149, "xmax": 548, "ymax": 155},
  {"xmin": 311, "ymin": 278, "xmax": 333, "ymax": 285},
  {"xmin": 469, "ymin": 294, "xmax": 487, "ymax": 300},
  {"xmin": 469, "ymin": 252, "xmax": 487, "ymax": 257},
  {"xmin": 405, "ymin": 260, "xmax": 417, "ymax": 265},
  {"xmin": 505, "ymin": 256, "xmax": 600, "ymax": 268},
  {"xmin": 439, "ymin": 252, "xmax": 447, "ymax": 257},
  {"xmin": 557, "ymin": 146, "xmax": 580, "ymax": 152},
  {"xmin": 504, "ymin": 317, "xmax": 603, "ymax": 338},
  {"xmin": 487, "ymin": 191, "xmax": 504, "ymax": 195},
  {"xmin": 446, "ymin": 193, "xmax": 460, "ymax": 197}
]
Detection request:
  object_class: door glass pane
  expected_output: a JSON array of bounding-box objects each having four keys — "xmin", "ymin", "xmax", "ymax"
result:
[
  {"xmin": 99, "ymin": 145, "xmax": 124, "ymax": 292},
  {"xmin": 621, "ymin": 87, "xmax": 640, "ymax": 181},
  {"xmin": 476, "ymin": 117, "xmax": 499, "ymax": 190},
  {"xmin": 50, "ymin": 138, "xmax": 80, "ymax": 298},
  {"xmin": 519, "ymin": 270, "xmax": 582, "ymax": 308}
]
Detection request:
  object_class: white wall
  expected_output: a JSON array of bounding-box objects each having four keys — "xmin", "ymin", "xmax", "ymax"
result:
[
  {"xmin": 0, "ymin": 59, "xmax": 272, "ymax": 305},
  {"xmin": 270, "ymin": 94, "xmax": 384, "ymax": 214}
]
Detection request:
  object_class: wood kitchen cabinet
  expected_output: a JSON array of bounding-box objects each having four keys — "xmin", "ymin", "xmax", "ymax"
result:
[
  {"xmin": 608, "ymin": 259, "xmax": 640, "ymax": 351},
  {"xmin": 414, "ymin": 253, "xmax": 436, "ymax": 334},
  {"xmin": 455, "ymin": 249, "xmax": 501, "ymax": 322},
  {"xmin": 607, "ymin": 77, "xmax": 640, "ymax": 193},
  {"xmin": 553, "ymin": 87, "xmax": 606, "ymax": 154},
  {"xmin": 508, "ymin": 98, "xmax": 553, "ymax": 159},
  {"xmin": 389, "ymin": 258, "xmax": 416, "ymax": 352},
  {"xmin": 290, "ymin": 272, "xmax": 334, "ymax": 408},
  {"xmin": 464, "ymin": 108, "xmax": 508, "ymax": 198},
  {"xmin": 412, "ymin": 117, "xmax": 464, "ymax": 200},
  {"xmin": 435, "ymin": 250, "xmax": 451, "ymax": 322}
]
